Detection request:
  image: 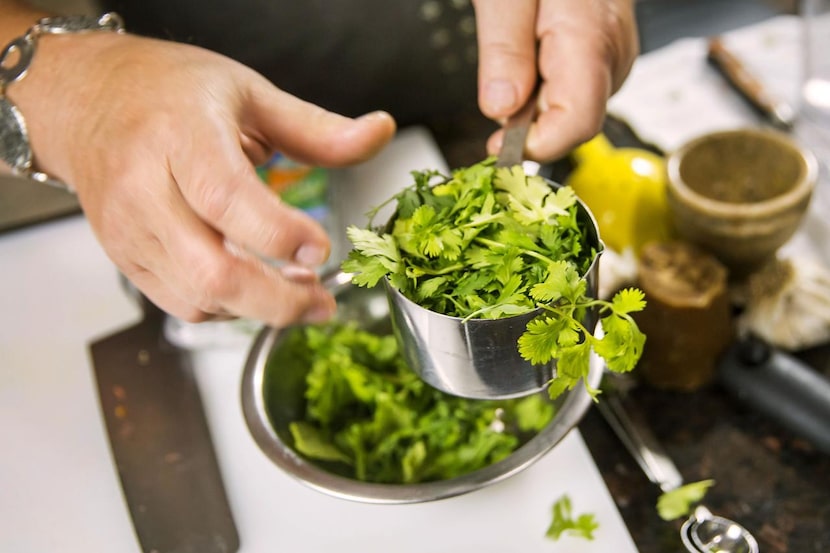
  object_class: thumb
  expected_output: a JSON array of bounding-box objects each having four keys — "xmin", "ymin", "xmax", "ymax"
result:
[
  {"xmin": 473, "ymin": 0, "xmax": 538, "ymax": 120},
  {"xmin": 240, "ymin": 78, "xmax": 397, "ymax": 167}
]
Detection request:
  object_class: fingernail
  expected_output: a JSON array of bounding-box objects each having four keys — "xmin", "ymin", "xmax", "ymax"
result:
[
  {"xmin": 358, "ymin": 110, "xmax": 393, "ymax": 123},
  {"xmin": 483, "ymin": 79, "xmax": 518, "ymax": 114},
  {"xmin": 295, "ymin": 243, "xmax": 328, "ymax": 267},
  {"xmin": 280, "ymin": 264, "xmax": 319, "ymax": 284}
]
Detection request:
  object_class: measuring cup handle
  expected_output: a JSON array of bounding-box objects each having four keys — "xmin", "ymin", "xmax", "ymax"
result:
[{"xmin": 596, "ymin": 390, "xmax": 684, "ymax": 493}]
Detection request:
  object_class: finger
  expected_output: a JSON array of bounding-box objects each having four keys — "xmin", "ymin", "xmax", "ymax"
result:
[
  {"xmin": 171, "ymin": 122, "xmax": 333, "ymax": 267},
  {"xmin": 149, "ymin": 187, "xmax": 337, "ymax": 327},
  {"xmin": 240, "ymin": 77, "xmax": 396, "ymax": 167},
  {"xmin": 485, "ymin": 55, "xmax": 611, "ymax": 162},
  {"xmin": 125, "ymin": 247, "xmax": 335, "ymax": 327},
  {"xmin": 533, "ymin": 8, "xmax": 614, "ymax": 161},
  {"xmin": 472, "ymin": 0, "xmax": 539, "ymax": 120},
  {"xmin": 485, "ymin": 1, "xmax": 618, "ymax": 162},
  {"xmin": 105, "ymin": 170, "xmax": 336, "ymax": 327},
  {"xmin": 123, "ymin": 264, "xmax": 213, "ymax": 322}
]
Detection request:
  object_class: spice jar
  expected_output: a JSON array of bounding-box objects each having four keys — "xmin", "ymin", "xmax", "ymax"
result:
[{"xmin": 634, "ymin": 241, "xmax": 734, "ymax": 391}]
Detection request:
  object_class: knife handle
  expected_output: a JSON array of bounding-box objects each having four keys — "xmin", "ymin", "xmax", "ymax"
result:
[
  {"xmin": 706, "ymin": 36, "xmax": 795, "ymax": 130},
  {"xmin": 718, "ymin": 337, "xmax": 830, "ymax": 454}
]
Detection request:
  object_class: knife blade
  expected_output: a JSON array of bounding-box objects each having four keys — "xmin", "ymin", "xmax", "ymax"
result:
[{"xmin": 89, "ymin": 291, "xmax": 239, "ymax": 553}]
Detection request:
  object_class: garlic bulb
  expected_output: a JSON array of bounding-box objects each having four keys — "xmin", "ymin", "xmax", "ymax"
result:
[
  {"xmin": 738, "ymin": 258, "xmax": 830, "ymax": 350},
  {"xmin": 598, "ymin": 247, "xmax": 639, "ymax": 300}
]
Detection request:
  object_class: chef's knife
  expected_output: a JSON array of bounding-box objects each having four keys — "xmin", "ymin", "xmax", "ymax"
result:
[{"xmin": 89, "ymin": 287, "xmax": 239, "ymax": 553}]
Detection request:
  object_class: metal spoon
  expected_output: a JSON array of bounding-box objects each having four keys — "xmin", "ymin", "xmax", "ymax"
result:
[
  {"xmin": 681, "ymin": 505, "xmax": 759, "ymax": 553},
  {"xmin": 596, "ymin": 379, "xmax": 760, "ymax": 553}
]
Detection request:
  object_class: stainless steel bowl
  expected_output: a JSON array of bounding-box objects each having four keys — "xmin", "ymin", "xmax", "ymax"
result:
[{"xmin": 240, "ymin": 271, "xmax": 602, "ymax": 504}]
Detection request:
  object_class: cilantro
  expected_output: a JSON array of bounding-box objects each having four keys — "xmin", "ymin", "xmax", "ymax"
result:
[
  {"xmin": 280, "ymin": 322, "xmax": 556, "ymax": 484},
  {"xmin": 343, "ymin": 159, "xmax": 646, "ymax": 399},
  {"xmin": 657, "ymin": 480, "xmax": 716, "ymax": 521},
  {"xmin": 546, "ymin": 494, "xmax": 599, "ymax": 541}
]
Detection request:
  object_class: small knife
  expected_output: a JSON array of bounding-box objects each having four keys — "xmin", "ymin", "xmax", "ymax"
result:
[
  {"xmin": 706, "ymin": 36, "xmax": 796, "ymax": 131},
  {"xmin": 89, "ymin": 287, "xmax": 239, "ymax": 553}
]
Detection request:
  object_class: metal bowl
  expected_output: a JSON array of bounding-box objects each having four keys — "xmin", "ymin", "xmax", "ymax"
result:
[{"xmin": 240, "ymin": 271, "xmax": 602, "ymax": 504}]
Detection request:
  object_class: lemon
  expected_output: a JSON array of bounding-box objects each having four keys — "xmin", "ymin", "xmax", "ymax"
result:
[{"xmin": 566, "ymin": 133, "xmax": 675, "ymax": 255}]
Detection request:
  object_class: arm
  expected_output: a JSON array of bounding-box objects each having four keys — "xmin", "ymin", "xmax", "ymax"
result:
[
  {"xmin": 0, "ymin": 2, "xmax": 396, "ymax": 327},
  {"xmin": 472, "ymin": 0, "xmax": 638, "ymax": 162}
]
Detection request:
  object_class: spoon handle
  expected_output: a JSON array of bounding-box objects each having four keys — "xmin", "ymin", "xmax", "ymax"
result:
[
  {"xmin": 596, "ymin": 388, "xmax": 683, "ymax": 493},
  {"xmin": 496, "ymin": 88, "xmax": 538, "ymax": 168}
]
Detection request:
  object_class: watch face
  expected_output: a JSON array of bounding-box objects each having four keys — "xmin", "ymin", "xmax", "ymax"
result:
[{"xmin": 0, "ymin": 97, "xmax": 32, "ymax": 173}]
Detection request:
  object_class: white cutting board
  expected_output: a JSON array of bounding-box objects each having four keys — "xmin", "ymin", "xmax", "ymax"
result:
[{"xmin": 0, "ymin": 127, "xmax": 639, "ymax": 553}]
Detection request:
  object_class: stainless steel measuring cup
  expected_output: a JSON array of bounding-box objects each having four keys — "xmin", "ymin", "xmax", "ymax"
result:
[
  {"xmin": 385, "ymin": 188, "xmax": 603, "ymax": 400},
  {"xmin": 382, "ymin": 88, "xmax": 603, "ymax": 399}
]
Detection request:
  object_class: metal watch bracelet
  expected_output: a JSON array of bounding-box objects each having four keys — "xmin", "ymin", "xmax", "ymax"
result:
[{"xmin": 0, "ymin": 12, "xmax": 124, "ymax": 187}]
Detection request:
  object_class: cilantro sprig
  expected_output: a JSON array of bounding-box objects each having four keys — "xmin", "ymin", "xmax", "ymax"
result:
[
  {"xmin": 546, "ymin": 494, "xmax": 599, "ymax": 541},
  {"xmin": 343, "ymin": 158, "xmax": 646, "ymax": 399}
]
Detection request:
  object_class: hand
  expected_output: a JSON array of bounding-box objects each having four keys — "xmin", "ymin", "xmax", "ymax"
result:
[
  {"xmin": 10, "ymin": 32, "xmax": 396, "ymax": 327},
  {"xmin": 472, "ymin": 0, "xmax": 638, "ymax": 162}
]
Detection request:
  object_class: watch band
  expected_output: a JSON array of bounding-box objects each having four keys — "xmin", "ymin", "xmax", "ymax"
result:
[{"xmin": 0, "ymin": 12, "xmax": 125, "ymax": 187}]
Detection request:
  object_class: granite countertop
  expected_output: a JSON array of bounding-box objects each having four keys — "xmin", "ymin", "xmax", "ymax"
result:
[{"xmin": 579, "ymin": 350, "xmax": 830, "ymax": 553}]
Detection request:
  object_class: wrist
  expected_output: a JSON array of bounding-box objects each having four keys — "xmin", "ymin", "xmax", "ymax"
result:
[{"xmin": 0, "ymin": 13, "xmax": 125, "ymax": 186}]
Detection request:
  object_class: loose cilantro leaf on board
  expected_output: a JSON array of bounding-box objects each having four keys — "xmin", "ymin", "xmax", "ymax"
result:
[
  {"xmin": 343, "ymin": 159, "xmax": 646, "ymax": 400},
  {"xmin": 657, "ymin": 480, "xmax": 716, "ymax": 521},
  {"xmin": 546, "ymin": 495, "xmax": 599, "ymax": 541}
]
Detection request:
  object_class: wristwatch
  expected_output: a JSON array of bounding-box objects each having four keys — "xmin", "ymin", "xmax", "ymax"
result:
[{"xmin": 0, "ymin": 12, "xmax": 124, "ymax": 186}]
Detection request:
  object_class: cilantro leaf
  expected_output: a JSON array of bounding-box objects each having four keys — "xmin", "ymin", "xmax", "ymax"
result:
[
  {"xmin": 546, "ymin": 495, "xmax": 599, "ymax": 541},
  {"xmin": 510, "ymin": 394, "xmax": 556, "ymax": 432},
  {"xmin": 495, "ymin": 167, "xmax": 574, "ymax": 224},
  {"xmin": 657, "ymin": 480, "xmax": 716, "ymax": 521},
  {"xmin": 612, "ymin": 287, "xmax": 647, "ymax": 314},
  {"xmin": 343, "ymin": 226, "xmax": 400, "ymax": 287},
  {"xmin": 530, "ymin": 260, "xmax": 586, "ymax": 303},
  {"xmin": 289, "ymin": 421, "xmax": 353, "ymax": 465}
]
